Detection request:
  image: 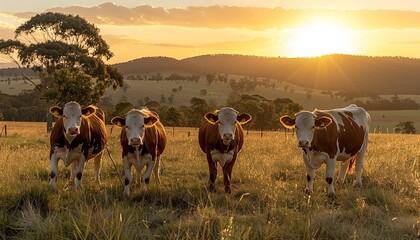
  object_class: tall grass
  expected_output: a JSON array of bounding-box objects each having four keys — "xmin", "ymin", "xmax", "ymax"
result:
[{"xmin": 0, "ymin": 122, "xmax": 418, "ymax": 239}]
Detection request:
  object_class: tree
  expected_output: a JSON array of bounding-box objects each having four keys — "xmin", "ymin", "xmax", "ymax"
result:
[
  {"xmin": 395, "ymin": 121, "xmax": 416, "ymax": 134},
  {"xmin": 164, "ymin": 107, "xmax": 182, "ymax": 126},
  {"xmin": 113, "ymin": 101, "xmax": 134, "ymax": 118},
  {"xmin": 0, "ymin": 12, "xmax": 123, "ymax": 106},
  {"xmin": 188, "ymin": 97, "xmax": 211, "ymax": 127}
]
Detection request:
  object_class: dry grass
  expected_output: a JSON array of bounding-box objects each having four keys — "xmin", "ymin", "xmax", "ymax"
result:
[{"xmin": 0, "ymin": 121, "xmax": 419, "ymax": 239}]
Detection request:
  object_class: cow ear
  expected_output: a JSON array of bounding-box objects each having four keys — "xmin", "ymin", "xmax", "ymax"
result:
[
  {"xmin": 111, "ymin": 116, "xmax": 125, "ymax": 127},
  {"xmin": 82, "ymin": 106, "xmax": 96, "ymax": 116},
  {"xmin": 279, "ymin": 115, "xmax": 295, "ymax": 129},
  {"xmin": 315, "ymin": 116, "xmax": 332, "ymax": 129},
  {"xmin": 204, "ymin": 112, "xmax": 218, "ymax": 124},
  {"xmin": 144, "ymin": 116, "xmax": 158, "ymax": 127},
  {"xmin": 49, "ymin": 106, "xmax": 63, "ymax": 117},
  {"xmin": 237, "ymin": 113, "xmax": 252, "ymax": 124}
]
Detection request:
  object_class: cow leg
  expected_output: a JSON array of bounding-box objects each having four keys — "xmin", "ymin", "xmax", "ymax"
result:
[
  {"xmin": 153, "ymin": 156, "xmax": 161, "ymax": 184},
  {"xmin": 338, "ymin": 159, "xmax": 351, "ymax": 185},
  {"xmin": 355, "ymin": 141, "xmax": 368, "ymax": 189},
  {"xmin": 123, "ymin": 157, "xmax": 133, "ymax": 197},
  {"xmin": 303, "ymin": 153, "xmax": 315, "ymax": 194},
  {"xmin": 222, "ymin": 155, "xmax": 236, "ymax": 194},
  {"xmin": 206, "ymin": 153, "xmax": 217, "ymax": 192},
  {"xmin": 142, "ymin": 155, "xmax": 156, "ymax": 186},
  {"xmin": 69, "ymin": 161, "xmax": 77, "ymax": 183},
  {"xmin": 74, "ymin": 155, "xmax": 86, "ymax": 190},
  {"xmin": 325, "ymin": 158, "xmax": 337, "ymax": 196},
  {"xmin": 49, "ymin": 154, "xmax": 60, "ymax": 192},
  {"xmin": 93, "ymin": 152, "xmax": 103, "ymax": 184}
]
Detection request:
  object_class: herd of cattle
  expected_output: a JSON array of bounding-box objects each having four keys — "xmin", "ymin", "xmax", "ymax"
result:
[{"xmin": 48, "ymin": 101, "xmax": 371, "ymax": 197}]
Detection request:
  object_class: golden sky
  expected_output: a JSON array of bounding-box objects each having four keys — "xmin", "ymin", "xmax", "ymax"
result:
[{"xmin": 2, "ymin": 1, "xmax": 420, "ymax": 65}]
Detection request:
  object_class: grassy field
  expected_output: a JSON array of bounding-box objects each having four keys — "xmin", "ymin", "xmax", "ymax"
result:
[{"xmin": 0, "ymin": 121, "xmax": 418, "ymax": 239}]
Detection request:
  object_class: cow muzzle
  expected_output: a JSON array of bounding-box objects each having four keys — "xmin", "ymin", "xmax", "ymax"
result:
[
  {"xmin": 130, "ymin": 137, "xmax": 142, "ymax": 146},
  {"xmin": 66, "ymin": 127, "xmax": 79, "ymax": 135},
  {"xmin": 298, "ymin": 140, "xmax": 310, "ymax": 148},
  {"xmin": 222, "ymin": 133, "xmax": 234, "ymax": 145}
]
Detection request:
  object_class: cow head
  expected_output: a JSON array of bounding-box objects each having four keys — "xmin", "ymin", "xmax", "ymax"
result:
[
  {"xmin": 50, "ymin": 101, "xmax": 96, "ymax": 140},
  {"xmin": 205, "ymin": 107, "xmax": 252, "ymax": 145},
  {"xmin": 280, "ymin": 111, "xmax": 332, "ymax": 148},
  {"xmin": 111, "ymin": 109, "xmax": 158, "ymax": 147}
]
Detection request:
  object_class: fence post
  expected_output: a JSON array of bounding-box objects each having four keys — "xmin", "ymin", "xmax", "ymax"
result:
[
  {"xmin": 260, "ymin": 131, "xmax": 263, "ymax": 138},
  {"xmin": 173, "ymin": 127, "xmax": 175, "ymax": 137}
]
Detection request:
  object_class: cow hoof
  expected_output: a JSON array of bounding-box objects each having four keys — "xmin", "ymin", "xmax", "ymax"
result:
[
  {"xmin": 49, "ymin": 185, "xmax": 56, "ymax": 192},
  {"xmin": 208, "ymin": 185, "xmax": 217, "ymax": 193},
  {"xmin": 304, "ymin": 188, "xmax": 312, "ymax": 195},
  {"xmin": 327, "ymin": 191, "xmax": 335, "ymax": 197},
  {"xmin": 225, "ymin": 186, "xmax": 232, "ymax": 194}
]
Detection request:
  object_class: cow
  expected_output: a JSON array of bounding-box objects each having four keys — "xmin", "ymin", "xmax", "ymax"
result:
[
  {"xmin": 49, "ymin": 101, "xmax": 107, "ymax": 191},
  {"xmin": 198, "ymin": 107, "xmax": 252, "ymax": 193},
  {"xmin": 111, "ymin": 108, "xmax": 166, "ymax": 197},
  {"xmin": 279, "ymin": 104, "xmax": 371, "ymax": 196}
]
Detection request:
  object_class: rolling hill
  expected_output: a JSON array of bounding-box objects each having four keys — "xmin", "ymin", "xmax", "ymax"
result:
[{"xmin": 115, "ymin": 54, "xmax": 420, "ymax": 95}]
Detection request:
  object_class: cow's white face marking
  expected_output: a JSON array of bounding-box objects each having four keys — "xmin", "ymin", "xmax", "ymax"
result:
[
  {"xmin": 125, "ymin": 110, "xmax": 146, "ymax": 146},
  {"xmin": 216, "ymin": 108, "xmax": 238, "ymax": 145},
  {"xmin": 62, "ymin": 102, "xmax": 83, "ymax": 138},
  {"xmin": 294, "ymin": 112, "xmax": 317, "ymax": 148},
  {"xmin": 280, "ymin": 111, "xmax": 332, "ymax": 148},
  {"xmin": 111, "ymin": 109, "xmax": 158, "ymax": 147}
]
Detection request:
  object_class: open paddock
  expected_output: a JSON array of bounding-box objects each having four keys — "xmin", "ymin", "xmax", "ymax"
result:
[{"xmin": 0, "ymin": 121, "xmax": 418, "ymax": 239}]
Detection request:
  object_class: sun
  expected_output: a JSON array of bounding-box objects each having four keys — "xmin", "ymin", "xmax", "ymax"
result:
[{"xmin": 287, "ymin": 21, "xmax": 357, "ymax": 57}]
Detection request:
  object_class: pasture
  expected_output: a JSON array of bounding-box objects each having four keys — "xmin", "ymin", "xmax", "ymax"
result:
[{"xmin": 0, "ymin": 121, "xmax": 418, "ymax": 239}]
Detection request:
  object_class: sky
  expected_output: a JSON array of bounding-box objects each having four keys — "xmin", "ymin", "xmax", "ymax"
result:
[{"xmin": 2, "ymin": 0, "xmax": 420, "ymax": 65}]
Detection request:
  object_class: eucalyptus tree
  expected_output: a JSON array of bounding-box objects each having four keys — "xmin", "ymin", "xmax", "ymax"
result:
[{"xmin": 0, "ymin": 12, "xmax": 123, "ymax": 106}]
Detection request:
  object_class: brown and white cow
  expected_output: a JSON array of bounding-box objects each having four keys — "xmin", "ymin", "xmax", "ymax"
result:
[
  {"xmin": 49, "ymin": 101, "xmax": 107, "ymax": 191},
  {"xmin": 111, "ymin": 108, "xmax": 166, "ymax": 197},
  {"xmin": 280, "ymin": 104, "xmax": 371, "ymax": 196},
  {"xmin": 198, "ymin": 107, "xmax": 252, "ymax": 193}
]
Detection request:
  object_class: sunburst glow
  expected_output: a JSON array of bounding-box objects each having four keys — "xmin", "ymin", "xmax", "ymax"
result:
[{"xmin": 287, "ymin": 21, "xmax": 357, "ymax": 57}]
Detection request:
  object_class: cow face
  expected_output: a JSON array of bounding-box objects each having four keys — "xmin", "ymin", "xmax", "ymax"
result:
[
  {"xmin": 111, "ymin": 109, "xmax": 158, "ymax": 146},
  {"xmin": 280, "ymin": 111, "xmax": 332, "ymax": 148},
  {"xmin": 50, "ymin": 101, "xmax": 95, "ymax": 137},
  {"xmin": 205, "ymin": 107, "xmax": 252, "ymax": 145}
]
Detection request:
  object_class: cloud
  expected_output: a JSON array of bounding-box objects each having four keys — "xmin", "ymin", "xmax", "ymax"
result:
[
  {"xmin": 104, "ymin": 34, "xmax": 196, "ymax": 48},
  {"xmin": 6, "ymin": 2, "xmax": 417, "ymax": 30}
]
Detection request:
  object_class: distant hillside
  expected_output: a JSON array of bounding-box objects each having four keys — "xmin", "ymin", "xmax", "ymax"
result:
[
  {"xmin": 116, "ymin": 54, "xmax": 420, "ymax": 95},
  {"xmin": 3, "ymin": 54, "xmax": 420, "ymax": 95}
]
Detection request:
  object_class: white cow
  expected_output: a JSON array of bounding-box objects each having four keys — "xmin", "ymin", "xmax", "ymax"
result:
[
  {"xmin": 280, "ymin": 104, "xmax": 370, "ymax": 196},
  {"xmin": 111, "ymin": 108, "xmax": 166, "ymax": 197}
]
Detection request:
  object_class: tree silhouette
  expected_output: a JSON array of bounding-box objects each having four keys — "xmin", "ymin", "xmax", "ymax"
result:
[
  {"xmin": 0, "ymin": 12, "xmax": 123, "ymax": 106},
  {"xmin": 395, "ymin": 121, "xmax": 416, "ymax": 134}
]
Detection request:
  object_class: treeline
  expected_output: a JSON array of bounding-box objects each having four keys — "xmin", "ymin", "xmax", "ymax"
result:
[
  {"xmin": 116, "ymin": 54, "xmax": 420, "ymax": 95},
  {"xmin": 0, "ymin": 91, "xmax": 48, "ymax": 122},
  {"xmin": 355, "ymin": 95, "xmax": 420, "ymax": 110},
  {"xmin": 0, "ymin": 90, "xmax": 301, "ymax": 131},
  {"xmin": 103, "ymin": 95, "xmax": 302, "ymax": 131}
]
